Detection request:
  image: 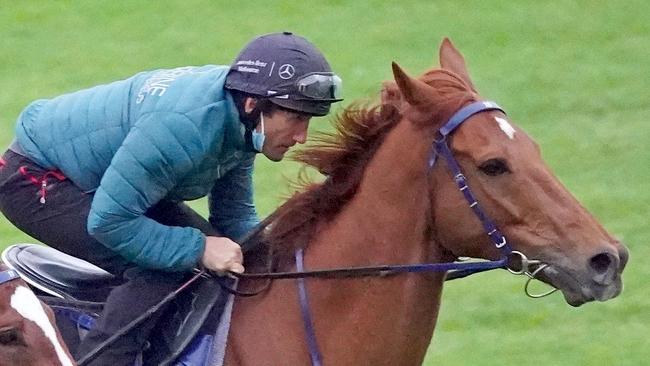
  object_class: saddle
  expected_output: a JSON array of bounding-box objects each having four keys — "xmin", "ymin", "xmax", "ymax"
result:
[
  {"xmin": 2, "ymin": 244, "xmax": 119, "ymax": 302},
  {"xmin": 1, "ymin": 244, "xmax": 230, "ymax": 366}
]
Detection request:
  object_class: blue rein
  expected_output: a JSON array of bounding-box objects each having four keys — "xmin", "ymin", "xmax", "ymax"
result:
[{"xmin": 296, "ymin": 101, "xmax": 512, "ymax": 365}]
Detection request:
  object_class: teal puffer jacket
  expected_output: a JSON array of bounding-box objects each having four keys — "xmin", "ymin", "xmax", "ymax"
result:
[{"xmin": 14, "ymin": 65, "xmax": 258, "ymax": 271}]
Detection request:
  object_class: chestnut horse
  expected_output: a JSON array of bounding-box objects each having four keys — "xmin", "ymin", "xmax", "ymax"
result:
[
  {"xmin": 0, "ymin": 263, "xmax": 75, "ymax": 366},
  {"xmin": 224, "ymin": 39, "xmax": 628, "ymax": 365},
  {"xmin": 0, "ymin": 38, "xmax": 629, "ymax": 366}
]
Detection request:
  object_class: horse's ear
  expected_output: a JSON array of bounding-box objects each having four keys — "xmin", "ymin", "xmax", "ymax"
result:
[
  {"xmin": 391, "ymin": 62, "xmax": 437, "ymax": 106},
  {"xmin": 439, "ymin": 37, "xmax": 477, "ymax": 92}
]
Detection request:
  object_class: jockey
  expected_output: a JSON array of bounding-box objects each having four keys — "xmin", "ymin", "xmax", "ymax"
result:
[{"xmin": 0, "ymin": 32, "xmax": 342, "ymax": 365}]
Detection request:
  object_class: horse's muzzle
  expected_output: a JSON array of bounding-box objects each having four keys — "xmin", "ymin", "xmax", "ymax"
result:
[{"xmin": 540, "ymin": 244, "xmax": 629, "ymax": 307}]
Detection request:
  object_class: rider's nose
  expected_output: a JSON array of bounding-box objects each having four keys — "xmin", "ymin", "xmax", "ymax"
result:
[
  {"xmin": 294, "ymin": 124, "xmax": 308, "ymax": 144},
  {"xmin": 588, "ymin": 251, "xmax": 619, "ymax": 286},
  {"xmin": 294, "ymin": 133, "xmax": 307, "ymax": 144}
]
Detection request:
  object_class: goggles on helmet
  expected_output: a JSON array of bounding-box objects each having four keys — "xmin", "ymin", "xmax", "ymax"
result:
[
  {"xmin": 270, "ymin": 72, "xmax": 343, "ymax": 102},
  {"xmin": 295, "ymin": 72, "xmax": 342, "ymax": 101}
]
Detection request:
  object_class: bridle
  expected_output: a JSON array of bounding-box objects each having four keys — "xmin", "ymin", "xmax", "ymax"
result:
[
  {"xmin": 429, "ymin": 100, "xmax": 557, "ymax": 298},
  {"xmin": 224, "ymin": 100, "xmax": 558, "ymax": 366},
  {"xmin": 226, "ymin": 101, "xmax": 557, "ymax": 290},
  {"xmin": 428, "ymin": 100, "xmax": 556, "ymax": 298}
]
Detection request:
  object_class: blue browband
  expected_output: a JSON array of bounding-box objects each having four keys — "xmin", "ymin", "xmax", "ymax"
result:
[
  {"xmin": 429, "ymin": 100, "xmax": 506, "ymax": 167},
  {"xmin": 440, "ymin": 101, "xmax": 504, "ymax": 136}
]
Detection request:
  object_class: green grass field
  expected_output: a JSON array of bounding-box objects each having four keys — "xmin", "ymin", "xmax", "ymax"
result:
[{"xmin": 1, "ymin": 1, "xmax": 648, "ymax": 365}]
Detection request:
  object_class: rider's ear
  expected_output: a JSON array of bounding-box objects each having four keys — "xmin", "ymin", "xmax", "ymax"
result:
[
  {"xmin": 439, "ymin": 37, "xmax": 477, "ymax": 92},
  {"xmin": 244, "ymin": 97, "xmax": 258, "ymax": 114}
]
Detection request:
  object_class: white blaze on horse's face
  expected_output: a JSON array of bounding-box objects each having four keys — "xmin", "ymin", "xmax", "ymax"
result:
[
  {"xmin": 10, "ymin": 285, "xmax": 74, "ymax": 366},
  {"xmin": 495, "ymin": 116, "xmax": 516, "ymax": 139}
]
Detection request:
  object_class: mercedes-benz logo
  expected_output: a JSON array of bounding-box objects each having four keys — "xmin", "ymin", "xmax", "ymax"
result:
[{"xmin": 278, "ymin": 64, "xmax": 295, "ymax": 80}]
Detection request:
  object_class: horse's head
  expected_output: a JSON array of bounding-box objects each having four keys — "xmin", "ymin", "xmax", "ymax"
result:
[
  {"xmin": 385, "ymin": 39, "xmax": 628, "ymax": 307},
  {"xmin": 0, "ymin": 264, "xmax": 75, "ymax": 366}
]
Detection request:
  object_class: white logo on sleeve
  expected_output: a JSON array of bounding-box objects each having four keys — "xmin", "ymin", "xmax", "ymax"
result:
[{"xmin": 136, "ymin": 66, "xmax": 199, "ymax": 104}]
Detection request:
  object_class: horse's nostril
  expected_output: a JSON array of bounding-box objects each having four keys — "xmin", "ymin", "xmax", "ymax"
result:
[{"xmin": 590, "ymin": 253, "xmax": 614, "ymax": 275}]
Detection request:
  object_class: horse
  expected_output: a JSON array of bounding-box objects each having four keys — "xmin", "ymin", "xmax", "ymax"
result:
[
  {"xmin": 223, "ymin": 38, "xmax": 628, "ymax": 365},
  {"xmin": 0, "ymin": 38, "xmax": 629, "ymax": 366},
  {"xmin": 0, "ymin": 263, "xmax": 76, "ymax": 366}
]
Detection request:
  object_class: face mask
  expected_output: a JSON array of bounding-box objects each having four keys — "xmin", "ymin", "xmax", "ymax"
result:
[{"xmin": 251, "ymin": 113, "xmax": 265, "ymax": 152}]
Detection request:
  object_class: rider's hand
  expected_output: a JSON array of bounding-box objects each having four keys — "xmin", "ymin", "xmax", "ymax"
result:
[{"xmin": 201, "ymin": 236, "xmax": 245, "ymax": 274}]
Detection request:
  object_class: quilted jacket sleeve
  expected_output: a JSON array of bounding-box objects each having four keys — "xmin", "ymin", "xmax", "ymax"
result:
[
  {"xmin": 87, "ymin": 111, "xmax": 218, "ymax": 272},
  {"xmin": 208, "ymin": 154, "xmax": 259, "ymax": 242}
]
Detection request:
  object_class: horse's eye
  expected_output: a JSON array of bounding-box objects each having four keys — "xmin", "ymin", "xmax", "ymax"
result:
[
  {"xmin": 0, "ymin": 327, "xmax": 24, "ymax": 346},
  {"xmin": 479, "ymin": 159, "xmax": 510, "ymax": 176}
]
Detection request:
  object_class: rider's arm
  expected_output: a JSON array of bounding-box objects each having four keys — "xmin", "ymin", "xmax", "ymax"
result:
[
  {"xmin": 87, "ymin": 111, "xmax": 217, "ymax": 272},
  {"xmin": 208, "ymin": 154, "xmax": 259, "ymax": 242}
]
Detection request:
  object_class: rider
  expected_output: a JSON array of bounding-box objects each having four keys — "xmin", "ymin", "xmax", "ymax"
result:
[{"xmin": 0, "ymin": 31, "xmax": 342, "ymax": 365}]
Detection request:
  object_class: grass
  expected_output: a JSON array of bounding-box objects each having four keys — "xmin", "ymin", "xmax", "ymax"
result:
[{"xmin": 1, "ymin": 1, "xmax": 648, "ymax": 365}]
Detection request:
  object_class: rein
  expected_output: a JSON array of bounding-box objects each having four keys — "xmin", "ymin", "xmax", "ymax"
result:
[
  {"xmin": 223, "ymin": 101, "xmax": 556, "ymax": 366},
  {"xmin": 222, "ymin": 101, "xmax": 557, "ymax": 291},
  {"xmin": 227, "ymin": 101, "xmax": 515, "ymax": 287}
]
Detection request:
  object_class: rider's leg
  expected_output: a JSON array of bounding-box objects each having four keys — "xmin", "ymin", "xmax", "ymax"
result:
[
  {"xmin": 75, "ymin": 200, "xmax": 218, "ymax": 366},
  {"xmin": 0, "ymin": 150, "xmax": 132, "ymax": 274},
  {"xmin": 0, "ymin": 149, "xmax": 218, "ymax": 365}
]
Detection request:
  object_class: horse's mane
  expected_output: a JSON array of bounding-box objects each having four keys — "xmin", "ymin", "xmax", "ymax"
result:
[
  {"xmin": 245, "ymin": 69, "xmax": 474, "ymax": 268},
  {"xmin": 252, "ymin": 103, "xmax": 401, "ymax": 262}
]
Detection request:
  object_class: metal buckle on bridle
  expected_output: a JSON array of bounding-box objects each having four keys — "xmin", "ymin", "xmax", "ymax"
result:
[{"xmin": 507, "ymin": 251, "xmax": 558, "ymax": 298}]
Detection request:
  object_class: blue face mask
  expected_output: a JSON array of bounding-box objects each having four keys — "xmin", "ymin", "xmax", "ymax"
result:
[{"xmin": 251, "ymin": 113, "xmax": 265, "ymax": 152}]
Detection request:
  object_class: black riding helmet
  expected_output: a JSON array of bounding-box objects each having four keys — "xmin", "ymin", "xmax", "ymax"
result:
[{"xmin": 225, "ymin": 32, "xmax": 343, "ymax": 117}]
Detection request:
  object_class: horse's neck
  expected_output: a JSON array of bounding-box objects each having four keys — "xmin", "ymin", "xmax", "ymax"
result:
[
  {"xmin": 228, "ymin": 122, "xmax": 445, "ymax": 366},
  {"xmin": 316, "ymin": 120, "xmax": 437, "ymax": 263},
  {"xmin": 302, "ymin": 121, "xmax": 445, "ymax": 365}
]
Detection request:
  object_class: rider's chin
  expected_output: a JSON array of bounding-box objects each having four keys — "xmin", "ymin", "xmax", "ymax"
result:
[{"xmin": 261, "ymin": 146, "xmax": 283, "ymax": 162}]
